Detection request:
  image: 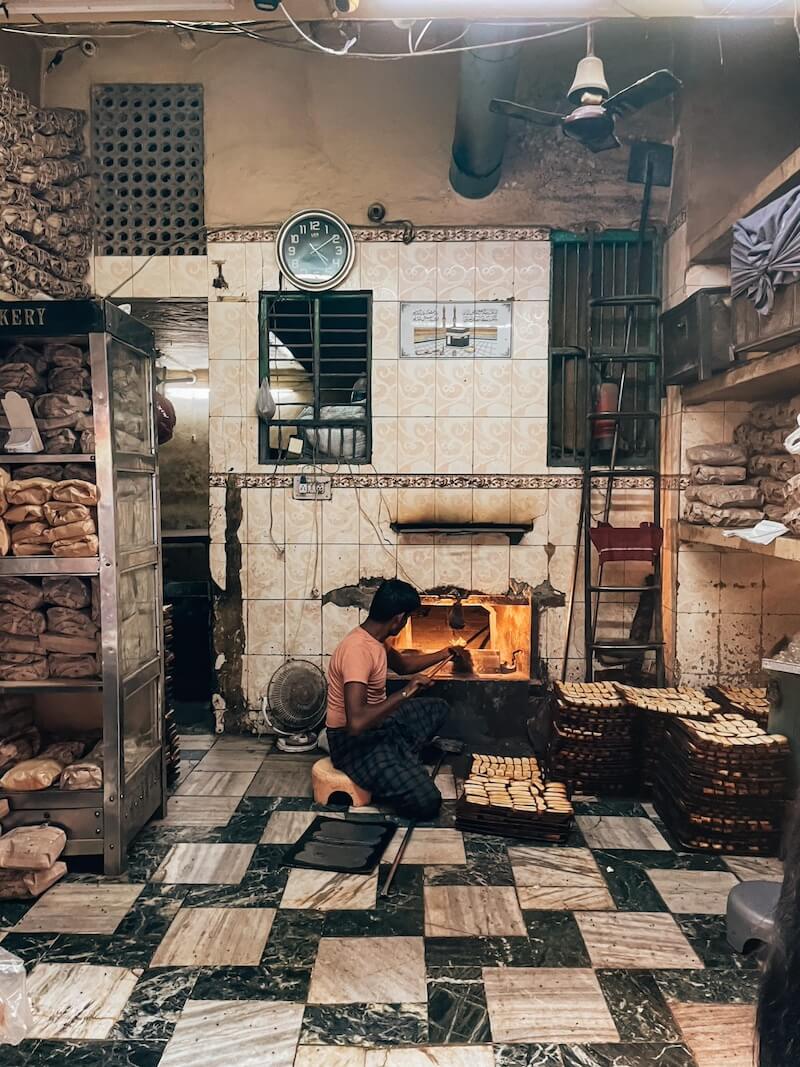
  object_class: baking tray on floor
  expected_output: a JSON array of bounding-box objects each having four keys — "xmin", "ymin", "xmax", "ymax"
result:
[{"xmin": 282, "ymin": 815, "xmax": 396, "ymax": 875}]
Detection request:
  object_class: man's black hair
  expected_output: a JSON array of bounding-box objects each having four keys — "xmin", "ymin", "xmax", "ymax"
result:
[{"xmin": 368, "ymin": 579, "xmax": 421, "ymax": 622}]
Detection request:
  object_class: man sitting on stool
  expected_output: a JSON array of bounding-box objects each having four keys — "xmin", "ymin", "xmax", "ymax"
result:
[{"xmin": 325, "ymin": 579, "xmax": 453, "ymax": 821}]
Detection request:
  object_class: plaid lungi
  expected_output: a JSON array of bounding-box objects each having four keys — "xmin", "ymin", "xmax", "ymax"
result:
[{"xmin": 327, "ymin": 697, "xmax": 450, "ymax": 820}]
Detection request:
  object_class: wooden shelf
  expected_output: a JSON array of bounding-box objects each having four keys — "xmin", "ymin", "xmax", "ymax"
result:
[
  {"xmin": 679, "ymin": 521, "xmax": 800, "ymax": 562},
  {"xmin": 681, "ymin": 343, "xmax": 800, "ymax": 406},
  {"xmin": 690, "ymin": 145, "xmax": 800, "ymax": 264}
]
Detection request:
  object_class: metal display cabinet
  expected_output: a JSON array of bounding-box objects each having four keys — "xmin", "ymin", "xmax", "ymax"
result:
[{"xmin": 0, "ymin": 300, "xmax": 166, "ymax": 875}]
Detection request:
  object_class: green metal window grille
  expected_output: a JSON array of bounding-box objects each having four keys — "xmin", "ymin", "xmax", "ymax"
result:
[
  {"xmin": 548, "ymin": 230, "xmax": 660, "ymax": 467},
  {"xmin": 258, "ymin": 290, "xmax": 372, "ymax": 465}
]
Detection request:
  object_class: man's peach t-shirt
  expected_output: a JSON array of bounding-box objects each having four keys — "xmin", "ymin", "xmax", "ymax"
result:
[{"xmin": 326, "ymin": 626, "xmax": 387, "ymax": 729}]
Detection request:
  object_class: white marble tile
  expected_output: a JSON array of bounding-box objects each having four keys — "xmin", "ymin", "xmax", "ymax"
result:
[
  {"xmin": 159, "ymin": 999, "xmax": 304, "ymax": 1067},
  {"xmin": 723, "ymin": 856, "xmax": 784, "ymax": 882},
  {"xmin": 27, "ymin": 963, "xmax": 139, "ymax": 1039},
  {"xmin": 153, "ymin": 796, "xmax": 240, "ymax": 827},
  {"xmin": 175, "ymin": 771, "xmax": 256, "ymax": 796},
  {"xmin": 508, "ymin": 846, "xmax": 615, "ymax": 911},
  {"xmin": 151, "ymin": 907, "xmax": 276, "ymax": 966},
  {"xmin": 247, "ymin": 754, "xmax": 316, "ymax": 797},
  {"xmin": 647, "ymin": 869, "xmax": 739, "ymax": 915},
  {"xmin": 178, "ymin": 734, "xmax": 216, "ymax": 750},
  {"xmin": 309, "ymin": 936, "xmax": 426, "ymax": 1004},
  {"xmin": 14, "ymin": 883, "xmax": 144, "ymax": 934},
  {"xmin": 576, "ymin": 912, "xmax": 704, "ymax": 969},
  {"xmin": 195, "ymin": 746, "xmax": 269, "ymax": 772},
  {"xmin": 365, "ymin": 1049, "xmax": 495, "ymax": 1067},
  {"xmin": 295, "ymin": 1050, "xmax": 366, "ymax": 1067},
  {"xmin": 424, "ymin": 886, "xmax": 526, "ymax": 937},
  {"xmin": 576, "ymin": 815, "xmax": 671, "ymax": 851},
  {"xmin": 482, "ymin": 967, "xmax": 619, "ymax": 1044},
  {"xmin": 669, "ymin": 1002, "xmax": 756, "ymax": 1067},
  {"xmin": 152, "ymin": 843, "xmax": 256, "ymax": 885},
  {"xmin": 260, "ymin": 810, "xmax": 318, "ymax": 844},
  {"xmin": 281, "ymin": 868, "xmax": 377, "ymax": 910},
  {"xmin": 383, "ymin": 828, "xmax": 466, "ymax": 866}
]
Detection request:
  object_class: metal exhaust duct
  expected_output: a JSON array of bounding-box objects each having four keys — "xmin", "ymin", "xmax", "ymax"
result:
[{"xmin": 449, "ymin": 24, "xmax": 522, "ymax": 199}]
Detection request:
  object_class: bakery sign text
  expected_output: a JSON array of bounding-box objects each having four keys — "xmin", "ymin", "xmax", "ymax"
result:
[{"xmin": 0, "ymin": 307, "xmax": 47, "ymax": 327}]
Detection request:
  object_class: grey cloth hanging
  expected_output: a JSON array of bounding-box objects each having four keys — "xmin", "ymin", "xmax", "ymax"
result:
[{"xmin": 731, "ymin": 186, "xmax": 800, "ymax": 315}]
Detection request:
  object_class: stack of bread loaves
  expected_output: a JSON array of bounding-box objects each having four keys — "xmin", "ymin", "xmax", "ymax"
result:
[
  {"xmin": 0, "ymin": 825, "xmax": 67, "ymax": 899},
  {"xmin": 683, "ymin": 443, "xmax": 765, "ymax": 527},
  {"xmin": 0, "ymin": 474, "xmax": 98, "ymax": 558}
]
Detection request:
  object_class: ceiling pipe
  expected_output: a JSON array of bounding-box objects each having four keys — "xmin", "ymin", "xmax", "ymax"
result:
[{"xmin": 449, "ymin": 24, "xmax": 522, "ymax": 199}]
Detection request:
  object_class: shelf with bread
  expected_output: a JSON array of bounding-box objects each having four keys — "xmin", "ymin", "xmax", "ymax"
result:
[{"xmin": 0, "ymin": 298, "xmax": 165, "ymax": 876}]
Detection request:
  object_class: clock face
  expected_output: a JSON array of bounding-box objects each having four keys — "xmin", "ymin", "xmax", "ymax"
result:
[{"xmin": 277, "ymin": 210, "xmax": 355, "ymax": 291}]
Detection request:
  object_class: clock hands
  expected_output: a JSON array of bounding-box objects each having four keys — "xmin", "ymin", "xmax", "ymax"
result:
[{"xmin": 307, "ymin": 242, "xmax": 330, "ymax": 266}]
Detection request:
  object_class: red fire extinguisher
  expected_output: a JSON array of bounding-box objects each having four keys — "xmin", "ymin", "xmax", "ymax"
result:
[{"xmin": 593, "ymin": 373, "xmax": 619, "ymax": 453}]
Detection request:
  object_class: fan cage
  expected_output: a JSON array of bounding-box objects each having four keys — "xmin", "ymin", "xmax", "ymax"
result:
[{"xmin": 267, "ymin": 658, "xmax": 328, "ymax": 733}]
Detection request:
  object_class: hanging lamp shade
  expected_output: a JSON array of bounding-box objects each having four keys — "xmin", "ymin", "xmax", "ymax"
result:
[{"xmin": 567, "ymin": 55, "xmax": 610, "ymax": 104}]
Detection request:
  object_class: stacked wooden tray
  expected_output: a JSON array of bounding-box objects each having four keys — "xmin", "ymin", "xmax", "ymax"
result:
[
  {"xmin": 455, "ymin": 753, "xmax": 573, "ymax": 843},
  {"xmin": 709, "ymin": 685, "xmax": 770, "ymax": 727},
  {"xmin": 548, "ymin": 682, "xmax": 638, "ymax": 794},
  {"xmin": 618, "ymin": 685, "xmax": 718, "ymax": 792},
  {"xmin": 653, "ymin": 713, "xmax": 791, "ymax": 854}
]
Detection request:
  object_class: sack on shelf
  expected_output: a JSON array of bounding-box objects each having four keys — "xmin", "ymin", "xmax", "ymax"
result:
[
  {"xmin": 766, "ymin": 504, "xmax": 788, "ymax": 521},
  {"xmin": 44, "ymin": 343, "xmax": 86, "ymax": 368},
  {"xmin": 756, "ymin": 478, "xmax": 788, "ymax": 505},
  {"xmin": 11, "ymin": 543, "xmax": 50, "ymax": 557},
  {"xmin": 41, "ymin": 575, "xmax": 90, "ymax": 609},
  {"xmin": 0, "ymin": 634, "xmax": 40, "ymax": 655},
  {"xmin": 51, "ymin": 534, "xmax": 98, "ymax": 557},
  {"xmin": 0, "ymin": 577, "xmax": 43, "ymax": 610},
  {"xmin": 0, "ymin": 655, "xmax": 48, "ymax": 681},
  {"xmin": 5, "ymin": 479, "xmax": 55, "ymax": 506},
  {"xmin": 46, "ymin": 606, "xmax": 98, "ymax": 639},
  {"xmin": 0, "ymin": 757, "xmax": 64, "ymax": 791},
  {"xmin": 10, "ymin": 522, "xmax": 49, "ymax": 547},
  {"xmin": 47, "ymin": 366, "xmax": 90, "ymax": 396},
  {"xmin": 0, "ymin": 363, "xmax": 45, "ymax": 396},
  {"xmin": 684, "ymin": 501, "xmax": 765, "ymax": 527},
  {"xmin": 38, "ymin": 632, "xmax": 97, "ymax": 654},
  {"xmin": 79, "ymin": 430, "xmax": 95, "ymax": 453},
  {"xmin": 3, "ymin": 503, "xmax": 44, "ymax": 524},
  {"xmin": 42, "ymin": 428, "xmax": 77, "ymax": 454},
  {"xmin": 61, "ymin": 743, "xmax": 102, "ymax": 790},
  {"xmin": 733, "ymin": 424, "xmax": 789, "ymax": 455},
  {"xmin": 40, "ymin": 740, "xmax": 86, "ymax": 764},
  {"xmin": 10, "ymin": 464, "xmax": 63, "ymax": 482},
  {"xmin": 783, "ymin": 507, "xmax": 800, "ymax": 536},
  {"xmin": 42, "ymin": 501, "xmax": 90, "ymax": 527},
  {"xmin": 62, "ymin": 463, "xmax": 94, "ymax": 483},
  {"xmin": 690, "ymin": 464, "xmax": 747, "ymax": 485},
  {"xmin": 686, "ymin": 443, "xmax": 748, "ymax": 467},
  {"xmin": 51, "ymin": 479, "xmax": 97, "ymax": 506},
  {"xmin": 0, "ymin": 862, "xmax": 66, "ymax": 899},
  {"xmin": 684, "ymin": 484, "xmax": 764, "ymax": 509},
  {"xmin": 750, "ymin": 399, "xmax": 800, "ymax": 430},
  {"xmin": 785, "ymin": 473, "xmax": 800, "ymax": 510},
  {"xmin": 0, "ymin": 603, "xmax": 45, "ymax": 636},
  {"xmin": 48, "ymin": 653, "xmax": 98, "ymax": 678},
  {"xmin": 749, "ymin": 453, "xmax": 800, "ymax": 481},
  {"xmin": 0, "ymin": 825, "xmax": 66, "ymax": 870},
  {"xmin": 0, "ymin": 726, "xmax": 40, "ymax": 770},
  {"xmin": 5, "ymin": 343, "xmax": 48, "ymax": 375},
  {"xmin": 33, "ymin": 394, "xmax": 90, "ymax": 418},
  {"xmin": 41, "ymin": 517, "xmax": 95, "ymax": 544},
  {"xmin": 0, "ymin": 518, "xmax": 8, "ymax": 557}
]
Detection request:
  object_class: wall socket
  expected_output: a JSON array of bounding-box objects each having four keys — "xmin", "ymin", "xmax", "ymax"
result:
[{"xmin": 292, "ymin": 475, "xmax": 332, "ymax": 501}]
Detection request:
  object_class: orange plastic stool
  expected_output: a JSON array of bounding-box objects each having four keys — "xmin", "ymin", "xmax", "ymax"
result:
[{"xmin": 312, "ymin": 757, "xmax": 372, "ymax": 807}]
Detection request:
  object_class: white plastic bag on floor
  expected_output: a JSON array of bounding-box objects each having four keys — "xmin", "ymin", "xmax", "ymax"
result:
[{"xmin": 0, "ymin": 947, "xmax": 33, "ymax": 1045}]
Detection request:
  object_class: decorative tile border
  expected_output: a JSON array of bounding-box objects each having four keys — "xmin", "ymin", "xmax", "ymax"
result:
[
  {"xmin": 209, "ymin": 472, "xmax": 659, "ymax": 490},
  {"xmin": 209, "ymin": 225, "xmax": 551, "ymax": 244},
  {"xmin": 666, "ymin": 206, "xmax": 687, "ymax": 237}
]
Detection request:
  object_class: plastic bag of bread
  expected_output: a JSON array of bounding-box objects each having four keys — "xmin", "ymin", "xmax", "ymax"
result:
[
  {"xmin": 34, "ymin": 393, "xmax": 91, "ymax": 420},
  {"xmin": 0, "ymin": 656, "xmax": 49, "ymax": 681},
  {"xmin": 42, "ymin": 501, "xmax": 90, "ymax": 527},
  {"xmin": 40, "ymin": 739, "xmax": 86, "ymax": 764},
  {"xmin": 686, "ymin": 443, "xmax": 748, "ymax": 467},
  {"xmin": 6, "ymin": 343, "xmax": 48, "ymax": 374},
  {"xmin": 0, "ymin": 603, "xmax": 45, "ymax": 636},
  {"xmin": 44, "ymin": 342, "xmax": 86, "ymax": 368},
  {"xmin": 750, "ymin": 453, "xmax": 800, "ymax": 480},
  {"xmin": 5, "ymin": 479, "xmax": 55, "ymax": 506},
  {"xmin": 684, "ymin": 484, "xmax": 764, "ymax": 508},
  {"xmin": 42, "ymin": 428, "xmax": 77, "ymax": 454},
  {"xmin": 756, "ymin": 478, "xmax": 787, "ymax": 505},
  {"xmin": 80, "ymin": 430, "xmax": 95, "ymax": 453},
  {"xmin": 52, "ymin": 535, "xmax": 98, "ymax": 557},
  {"xmin": 783, "ymin": 507, "xmax": 800, "ymax": 535},
  {"xmin": 765, "ymin": 504, "xmax": 787, "ymax": 521},
  {"xmin": 38, "ymin": 632, "xmax": 97, "ymax": 654},
  {"xmin": 0, "ymin": 861, "xmax": 66, "ymax": 898},
  {"xmin": 0, "ymin": 825, "xmax": 66, "ymax": 870},
  {"xmin": 684, "ymin": 501, "xmax": 764, "ymax": 527},
  {"xmin": 0, "ymin": 757, "xmax": 64, "ymax": 791},
  {"xmin": 42, "ymin": 517, "xmax": 95, "ymax": 544},
  {"xmin": 0, "ymin": 518, "xmax": 8, "ymax": 558},
  {"xmin": 63, "ymin": 463, "xmax": 94, "ymax": 484},
  {"xmin": 3, "ymin": 503, "xmax": 44, "ymax": 524},
  {"xmin": 46, "ymin": 606, "xmax": 98, "ymax": 638},
  {"xmin": 0, "ymin": 634, "xmax": 41, "ymax": 655},
  {"xmin": 41, "ymin": 575, "xmax": 90, "ymax": 609},
  {"xmin": 0, "ymin": 577, "xmax": 43, "ymax": 610},
  {"xmin": 61, "ymin": 740, "xmax": 102, "ymax": 790},
  {"xmin": 0, "ymin": 726, "xmax": 41, "ymax": 771},
  {"xmin": 0, "ymin": 363, "xmax": 45, "ymax": 395},
  {"xmin": 10, "ymin": 521, "xmax": 49, "ymax": 547},
  {"xmin": 48, "ymin": 653, "xmax": 98, "ymax": 678},
  {"xmin": 750, "ymin": 399, "xmax": 800, "ymax": 430},
  {"xmin": 51, "ymin": 479, "xmax": 97, "ymax": 506},
  {"xmin": 48, "ymin": 366, "xmax": 90, "ymax": 395},
  {"xmin": 691, "ymin": 464, "xmax": 747, "ymax": 485},
  {"xmin": 12, "ymin": 542, "xmax": 50, "ymax": 558}
]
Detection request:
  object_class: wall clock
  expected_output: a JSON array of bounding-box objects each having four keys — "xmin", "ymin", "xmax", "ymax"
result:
[{"xmin": 276, "ymin": 209, "xmax": 356, "ymax": 292}]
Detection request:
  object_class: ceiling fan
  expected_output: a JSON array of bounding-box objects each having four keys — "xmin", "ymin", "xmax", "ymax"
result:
[{"xmin": 490, "ymin": 26, "xmax": 681, "ymax": 154}]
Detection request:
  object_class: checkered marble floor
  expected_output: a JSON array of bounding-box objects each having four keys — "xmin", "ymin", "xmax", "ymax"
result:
[{"xmin": 2, "ymin": 733, "xmax": 779, "ymax": 1067}]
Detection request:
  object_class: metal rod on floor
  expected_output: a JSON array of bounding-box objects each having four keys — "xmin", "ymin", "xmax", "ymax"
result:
[{"xmin": 380, "ymin": 750, "xmax": 447, "ymax": 898}]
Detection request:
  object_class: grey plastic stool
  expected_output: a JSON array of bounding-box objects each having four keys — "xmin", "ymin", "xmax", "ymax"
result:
[{"xmin": 727, "ymin": 879, "xmax": 782, "ymax": 953}]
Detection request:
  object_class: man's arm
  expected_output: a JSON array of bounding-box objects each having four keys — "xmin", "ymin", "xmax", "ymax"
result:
[
  {"xmin": 386, "ymin": 645, "xmax": 454, "ymax": 675},
  {"xmin": 343, "ymin": 674, "xmax": 434, "ymax": 736}
]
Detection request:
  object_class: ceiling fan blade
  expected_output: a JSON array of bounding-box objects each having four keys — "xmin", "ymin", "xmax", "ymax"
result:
[
  {"xmin": 604, "ymin": 69, "xmax": 682, "ymax": 116},
  {"xmin": 489, "ymin": 98, "xmax": 564, "ymax": 128},
  {"xmin": 585, "ymin": 131, "xmax": 622, "ymax": 153}
]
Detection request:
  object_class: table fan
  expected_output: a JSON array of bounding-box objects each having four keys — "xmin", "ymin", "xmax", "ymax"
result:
[{"xmin": 263, "ymin": 658, "xmax": 327, "ymax": 753}]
